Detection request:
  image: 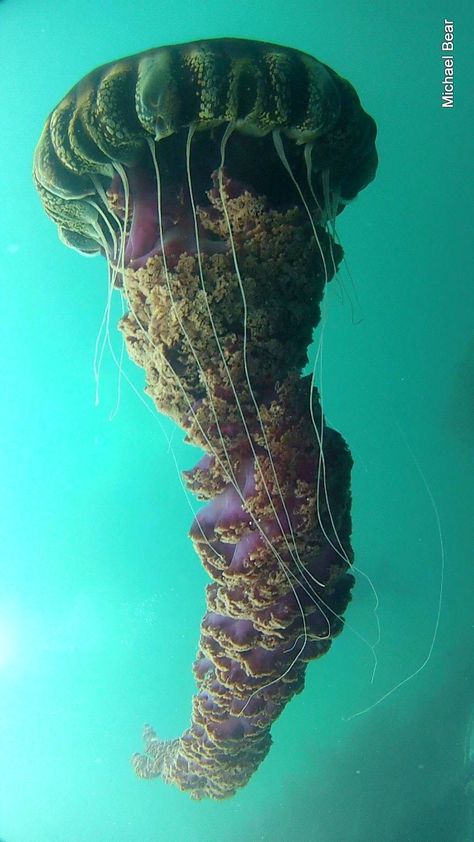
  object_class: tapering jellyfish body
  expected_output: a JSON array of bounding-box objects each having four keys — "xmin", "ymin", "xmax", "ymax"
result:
[{"xmin": 33, "ymin": 39, "xmax": 377, "ymax": 799}]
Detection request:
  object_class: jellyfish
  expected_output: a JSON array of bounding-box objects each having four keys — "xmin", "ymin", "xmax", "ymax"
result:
[{"xmin": 33, "ymin": 38, "xmax": 377, "ymax": 800}]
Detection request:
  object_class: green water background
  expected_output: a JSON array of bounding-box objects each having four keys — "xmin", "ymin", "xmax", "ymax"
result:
[{"xmin": 1, "ymin": 1, "xmax": 473, "ymax": 840}]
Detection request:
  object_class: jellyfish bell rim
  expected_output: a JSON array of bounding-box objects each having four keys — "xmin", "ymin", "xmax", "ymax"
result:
[
  {"xmin": 33, "ymin": 37, "xmax": 378, "ymax": 259},
  {"xmin": 32, "ymin": 37, "xmax": 378, "ymax": 308}
]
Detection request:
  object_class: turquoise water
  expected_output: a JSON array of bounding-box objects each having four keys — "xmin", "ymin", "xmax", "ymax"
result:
[{"xmin": 1, "ymin": 1, "xmax": 473, "ymax": 839}]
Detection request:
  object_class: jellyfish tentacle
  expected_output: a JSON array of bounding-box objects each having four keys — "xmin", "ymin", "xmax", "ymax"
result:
[
  {"xmin": 211, "ymin": 145, "xmax": 344, "ymax": 642},
  {"xmin": 273, "ymin": 129, "xmax": 355, "ymax": 573},
  {"xmin": 273, "ymin": 129, "xmax": 330, "ymax": 286},
  {"xmin": 145, "ymin": 137, "xmax": 245, "ymax": 493},
  {"xmin": 274, "ymin": 128, "xmax": 379, "ymax": 653},
  {"xmin": 216, "ymin": 125, "xmax": 323, "ymax": 588},
  {"xmin": 302, "ymin": 156, "xmax": 381, "ymax": 650},
  {"xmin": 186, "ymin": 122, "xmax": 320, "ymax": 597},
  {"xmin": 90, "ymin": 163, "xmax": 132, "ymax": 404}
]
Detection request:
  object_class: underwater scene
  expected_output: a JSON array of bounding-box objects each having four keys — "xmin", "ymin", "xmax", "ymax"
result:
[{"xmin": 1, "ymin": 1, "xmax": 472, "ymax": 840}]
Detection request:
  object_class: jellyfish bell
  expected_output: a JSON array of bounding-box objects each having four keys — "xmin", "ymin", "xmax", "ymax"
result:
[
  {"xmin": 33, "ymin": 38, "xmax": 377, "ymax": 800},
  {"xmin": 34, "ymin": 39, "xmax": 376, "ymax": 272}
]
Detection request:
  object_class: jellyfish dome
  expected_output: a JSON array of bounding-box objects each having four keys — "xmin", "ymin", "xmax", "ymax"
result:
[{"xmin": 33, "ymin": 38, "xmax": 377, "ymax": 800}]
